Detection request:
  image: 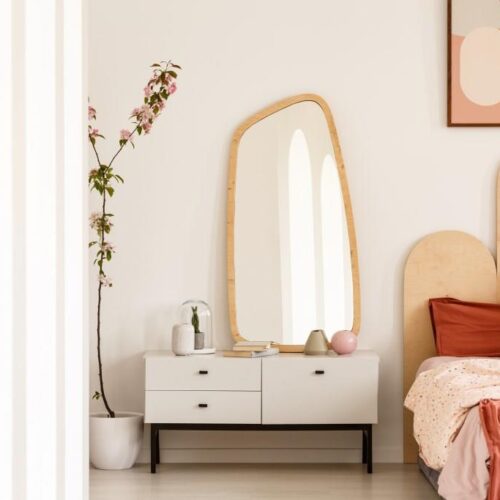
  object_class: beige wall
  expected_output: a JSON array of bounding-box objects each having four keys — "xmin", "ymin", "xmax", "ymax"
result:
[{"xmin": 89, "ymin": 0, "xmax": 500, "ymax": 463}]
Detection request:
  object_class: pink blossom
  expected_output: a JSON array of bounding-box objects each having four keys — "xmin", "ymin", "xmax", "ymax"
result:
[
  {"xmin": 99, "ymin": 275, "xmax": 113, "ymax": 287},
  {"xmin": 89, "ymin": 168, "xmax": 99, "ymax": 177},
  {"xmin": 101, "ymin": 241, "xmax": 116, "ymax": 253},
  {"xmin": 88, "ymin": 105, "xmax": 96, "ymax": 120},
  {"xmin": 139, "ymin": 104, "xmax": 154, "ymax": 120},
  {"xmin": 120, "ymin": 129, "xmax": 133, "ymax": 144},
  {"xmin": 142, "ymin": 122, "xmax": 152, "ymax": 134},
  {"xmin": 89, "ymin": 212, "xmax": 101, "ymax": 229},
  {"xmin": 130, "ymin": 107, "xmax": 140, "ymax": 117},
  {"xmin": 89, "ymin": 127, "xmax": 100, "ymax": 139},
  {"xmin": 143, "ymin": 85, "xmax": 153, "ymax": 97},
  {"xmin": 167, "ymin": 82, "xmax": 177, "ymax": 94},
  {"xmin": 157, "ymin": 100, "xmax": 165, "ymax": 111}
]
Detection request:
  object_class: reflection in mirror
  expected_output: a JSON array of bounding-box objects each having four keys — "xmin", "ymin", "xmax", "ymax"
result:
[{"xmin": 231, "ymin": 97, "xmax": 358, "ymax": 346}]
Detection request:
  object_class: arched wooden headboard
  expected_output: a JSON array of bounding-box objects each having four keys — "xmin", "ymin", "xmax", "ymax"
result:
[{"xmin": 403, "ymin": 172, "xmax": 500, "ymax": 463}]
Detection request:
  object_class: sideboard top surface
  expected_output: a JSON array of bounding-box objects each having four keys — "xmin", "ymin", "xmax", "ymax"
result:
[{"xmin": 143, "ymin": 349, "xmax": 379, "ymax": 360}]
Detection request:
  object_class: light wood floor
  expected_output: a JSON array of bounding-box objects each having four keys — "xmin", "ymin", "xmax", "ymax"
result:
[{"xmin": 90, "ymin": 464, "xmax": 439, "ymax": 500}]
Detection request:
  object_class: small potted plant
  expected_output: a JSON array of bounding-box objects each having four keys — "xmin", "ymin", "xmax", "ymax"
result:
[
  {"xmin": 88, "ymin": 60, "xmax": 180, "ymax": 470},
  {"xmin": 179, "ymin": 300, "xmax": 214, "ymax": 352},
  {"xmin": 191, "ymin": 306, "xmax": 205, "ymax": 349}
]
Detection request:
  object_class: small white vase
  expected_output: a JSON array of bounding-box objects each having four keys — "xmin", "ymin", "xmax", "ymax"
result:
[
  {"xmin": 89, "ymin": 412, "xmax": 143, "ymax": 470},
  {"xmin": 172, "ymin": 323, "xmax": 194, "ymax": 355}
]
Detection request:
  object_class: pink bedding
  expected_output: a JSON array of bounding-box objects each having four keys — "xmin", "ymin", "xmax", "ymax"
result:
[
  {"xmin": 413, "ymin": 357, "xmax": 498, "ymax": 500},
  {"xmin": 416, "ymin": 356, "xmax": 463, "ymax": 376},
  {"xmin": 479, "ymin": 400, "xmax": 500, "ymax": 500},
  {"xmin": 438, "ymin": 406, "xmax": 489, "ymax": 500}
]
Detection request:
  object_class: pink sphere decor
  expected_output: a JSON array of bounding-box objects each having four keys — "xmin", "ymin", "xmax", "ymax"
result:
[{"xmin": 331, "ymin": 330, "xmax": 357, "ymax": 355}]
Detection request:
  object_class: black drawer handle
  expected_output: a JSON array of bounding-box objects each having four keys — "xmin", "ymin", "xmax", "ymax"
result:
[
  {"xmin": 315, "ymin": 370, "xmax": 325, "ymax": 375},
  {"xmin": 198, "ymin": 403, "xmax": 208, "ymax": 408},
  {"xmin": 199, "ymin": 370, "xmax": 208, "ymax": 375}
]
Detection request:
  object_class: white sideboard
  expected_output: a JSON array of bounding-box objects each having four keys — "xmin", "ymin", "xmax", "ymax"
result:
[{"xmin": 144, "ymin": 350, "xmax": 379, "ymax": 473}]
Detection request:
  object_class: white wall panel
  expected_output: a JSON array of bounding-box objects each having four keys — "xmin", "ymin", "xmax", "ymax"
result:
[{"xmin": 2, "ymin": 0, "xmax": 87, "ymax": 498}]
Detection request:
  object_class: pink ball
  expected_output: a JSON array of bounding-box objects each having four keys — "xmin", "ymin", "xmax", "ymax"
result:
[{"xmin": 331, "ymin": 330, "xmax": 357, "ymax": 355}]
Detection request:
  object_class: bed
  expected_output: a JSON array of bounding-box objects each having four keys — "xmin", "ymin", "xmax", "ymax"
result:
[{"xmin": 403, "ymin": 172, "xmax": 500, "ymax": 498}]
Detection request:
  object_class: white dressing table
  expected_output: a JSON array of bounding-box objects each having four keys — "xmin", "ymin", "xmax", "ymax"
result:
[{"xmin": 144, "ymin": 350, "xmax": 379, "ymax": 473}]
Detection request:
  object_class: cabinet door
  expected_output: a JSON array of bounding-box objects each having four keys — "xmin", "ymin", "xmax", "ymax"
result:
[{"xmin": 262, "ymin": 354, "xmax": 378, "ymax": 424}]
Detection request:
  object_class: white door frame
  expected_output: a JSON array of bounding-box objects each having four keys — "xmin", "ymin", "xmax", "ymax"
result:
[{"xmin": 0, "ymin": 1, "xmax": 88, "ymax": 499}]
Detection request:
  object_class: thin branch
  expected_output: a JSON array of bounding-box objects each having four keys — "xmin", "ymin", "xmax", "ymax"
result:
[
  {"xmin": 108, "ymin": 124, "xmax": 139, "ymax": 168},
  {"xmin": 89, "ymin": 135, "xmax": 103, "ymax": 166}
]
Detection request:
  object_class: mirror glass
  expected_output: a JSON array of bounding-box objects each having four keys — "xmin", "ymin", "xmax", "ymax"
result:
[{"xmin": 231, "ymin": 98, "xmax": 357, "ymax": 345}]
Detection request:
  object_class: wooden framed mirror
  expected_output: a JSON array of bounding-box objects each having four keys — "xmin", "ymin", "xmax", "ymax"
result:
[{"xmin": 227, "ymin": 94, "xmax": 360, "ymax": 352}]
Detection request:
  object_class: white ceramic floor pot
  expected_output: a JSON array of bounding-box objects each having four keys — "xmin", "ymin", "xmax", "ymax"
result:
[{"xmin": 90, "ymin": 412, "xmax": 143, "ymax": 470}]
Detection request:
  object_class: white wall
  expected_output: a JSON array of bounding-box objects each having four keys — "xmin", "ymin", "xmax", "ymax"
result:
[{"xmin": 89, "ymin": 0, "xmax": 500, "ymax": 463}]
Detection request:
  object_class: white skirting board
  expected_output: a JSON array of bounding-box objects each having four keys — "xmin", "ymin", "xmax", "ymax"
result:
[
  {"xmin": 135, "ymin": 429, "xmax": 399, "ymax": 463},
  {"xmin": 136, "ymin": 446, "xmax": 400, "ymax": 464}
]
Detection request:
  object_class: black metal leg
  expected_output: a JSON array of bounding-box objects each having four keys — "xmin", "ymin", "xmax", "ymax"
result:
[
  {"xmin": 362, "ymin": 429, "xmax": 368, "ymax": 464},
  {"xmin": 156, "ymin": 428, "xmax": 160, "ymax": 464},
  {"xmin": 367, "ymin": 424, "xmax": 373, "ymax": 473},
  {"xmin": 150, "ymin": 424, "xmax": 157, "ymax": 473},
  {"xmin": 149, "ymin": 423, "xmax": 374, "ymax": 474}
]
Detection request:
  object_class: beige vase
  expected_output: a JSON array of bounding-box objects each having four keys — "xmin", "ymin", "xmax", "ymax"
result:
[{"xmin": 304, "ymin": 329, "xmax": 329, "ymax": 355}]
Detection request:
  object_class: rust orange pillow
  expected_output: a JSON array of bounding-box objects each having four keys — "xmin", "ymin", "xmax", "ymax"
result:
[{"xmin": 429, "ymin": 297, "xmax": 500, "ymax": 357}]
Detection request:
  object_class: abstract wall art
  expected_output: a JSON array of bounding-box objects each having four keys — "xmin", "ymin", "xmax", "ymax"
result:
[{"xmin": 448, "ymin": 0, "xmax": 500, "ymax": 126}]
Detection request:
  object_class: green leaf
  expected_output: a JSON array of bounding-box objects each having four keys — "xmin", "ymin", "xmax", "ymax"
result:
[
  {"xmin": 167, "ymin": 70, "xmax": 177, "ymax": 78},
  {"xmin": 151, "ymin": 63, "xmax": 161, "ymax": 68},
  {"xmin": 88, "ymin": 241, "xmax": 97, "ymax": 248},
  {"xmin": 144, "ymin": 97, "xmax": 148, "ymax": 104},
  {"xmin": 171, "ymin": 64, "xmax": 182, "ymax": 69},
  {"xmin": 106, "ymin": 186, "xmax": 114, "ymax": 197},
  {"xmin": 106, "ymin": 250, "xmax": 112, "ymax": 261},
  {"xmin": 137, "ymin": 126, "xmax": 142, "ymax": 135},
  {"xmin": 92, "ymin": 391, "xmax": 101, "ymax": 400},
  {"xmin": 94, "ymin": 183, "xmax": 103, "ymax": 195}
]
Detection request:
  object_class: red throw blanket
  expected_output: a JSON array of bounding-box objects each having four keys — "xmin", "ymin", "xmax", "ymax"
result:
[{"xmin": 480, "ymin": 400, "xmax": 500, "ymax": 500}]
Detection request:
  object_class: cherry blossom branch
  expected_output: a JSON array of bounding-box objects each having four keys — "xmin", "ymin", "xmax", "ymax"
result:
[{"xmin": 88, "ymin": 60, "xmax": 180, "ymax": 418}]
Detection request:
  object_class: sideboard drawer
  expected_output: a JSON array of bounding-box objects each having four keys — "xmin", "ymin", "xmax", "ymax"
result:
[
  {"xmin": 145, "ymin": 355, "xmax": 261, "ymax": 391},
  {"xmin": 145, "ymin": 391, "xmax": 261, "ymax": 424},
  {"xmin": 262, "ymin": 352, "xmax": 378, "ymax": 424}
]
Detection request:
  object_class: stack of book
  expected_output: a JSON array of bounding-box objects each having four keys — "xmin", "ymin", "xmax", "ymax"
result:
[{"xmin": 223, "ymin": 341, "xmax": 279, "ymax": 358}]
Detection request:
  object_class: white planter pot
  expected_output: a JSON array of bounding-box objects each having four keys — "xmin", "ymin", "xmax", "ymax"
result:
[{"xmin": 90, "ymin": 412, "xmax": 143, "ymax": 470}]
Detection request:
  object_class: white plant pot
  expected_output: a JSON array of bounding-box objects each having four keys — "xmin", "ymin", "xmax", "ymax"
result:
[{"xmin": 90, "ymin": 412, "xmax": 143, "ymax": 470}]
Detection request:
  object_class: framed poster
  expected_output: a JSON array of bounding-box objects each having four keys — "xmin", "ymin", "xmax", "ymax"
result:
[{"xmin": 448, "ymin": 0, "xmax": 500, "ymax": 126}]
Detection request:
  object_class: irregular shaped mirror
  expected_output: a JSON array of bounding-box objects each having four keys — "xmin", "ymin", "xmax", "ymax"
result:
[{"xmin": 227, "ymin": 95, "xmax": 360, "ymax": 351}]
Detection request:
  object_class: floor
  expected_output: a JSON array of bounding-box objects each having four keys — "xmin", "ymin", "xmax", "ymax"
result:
[{"xmin": 90, "ymin": 464, "xmax": 439, "ymax": 500}]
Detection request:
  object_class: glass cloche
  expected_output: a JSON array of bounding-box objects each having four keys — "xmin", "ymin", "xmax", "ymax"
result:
[{"xmin": 178, "ymin": 300, "xmax": 214, "ymax": 351}]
